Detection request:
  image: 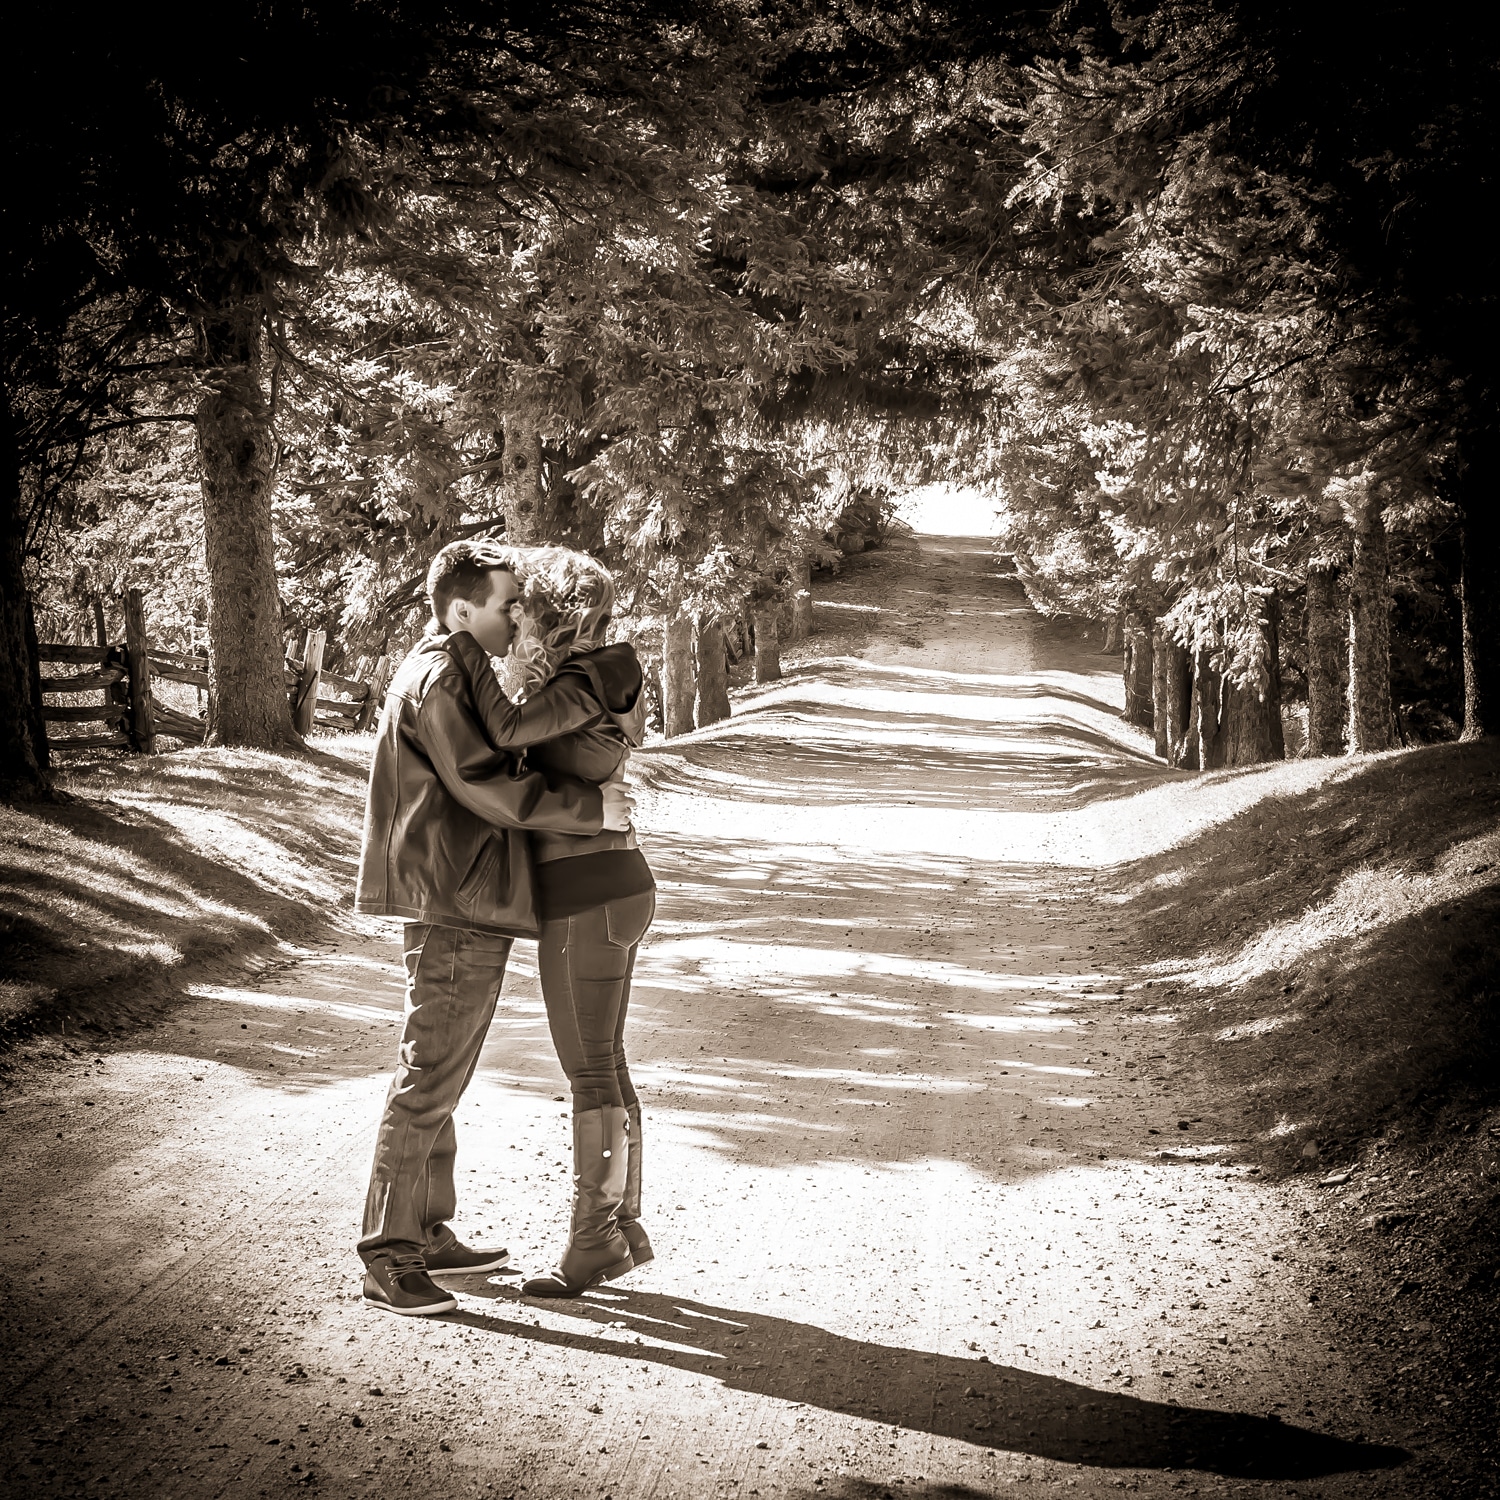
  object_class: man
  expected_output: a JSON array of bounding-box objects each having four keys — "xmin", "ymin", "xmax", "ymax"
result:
[{"xmin": 354, "ymin": 540, "xmax": 634, "ymax": 1316}]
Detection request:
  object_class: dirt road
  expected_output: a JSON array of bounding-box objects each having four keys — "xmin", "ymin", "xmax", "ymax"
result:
[{"xmin": 0, "ymin": 534, "xmax": 1414, "ymax": 1498}]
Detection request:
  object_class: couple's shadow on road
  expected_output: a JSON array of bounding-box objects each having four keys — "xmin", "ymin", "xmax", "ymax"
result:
[{"xmin": 447, "ymin": 1277, "xmax": 1405, "ymax": 1482}]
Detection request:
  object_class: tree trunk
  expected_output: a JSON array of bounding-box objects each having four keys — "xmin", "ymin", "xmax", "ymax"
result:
[
  {"xmin": 789, "ymin": 558, "xmax": 813, "ymax": 641},
  {"xmin": 1192, "ymin": 647, "xmax": 1225, "ymax": 770},
  {"xmin": 1460, "ymin": 515, "xmax": 1500, "ymax": 740},
  {"xmin": 752, "ymin": 599, "xmax": 782, "ymax": 683},
  {"xmin": 1221, "ymin": 678, "xmax": 1273, "ymax": 765},
  {"xmin": 197, "ymin": 312, "xmax": 302, "ymax": 750},
  {"xmin": 1347, "ymin": 500, "xmax": 1394, "ymax": 753},
  {"xmin": 694, "ymin": 618, "xmax": 731, "ymax": 728},
  {"xmin": 0, "ymin": 550, "xmax": 48, "ymax": 794},
  {"xmin": 1181, "ymin": 653, "xmax": 1203, "ymax": 771},
  {"xmin": 1104, "ymin": 614, "xmax": 1122, "ymax": 654},
  {"xmin": 1123, "ymin": 610, "xmax": 1154, "ymax": 729},
  {"xmin": 1221, "ymin": 601, "xmax": 1285, "ymax": 766},
  {"xmin": 500, "ymin": 411, "xmax": 544, "ymax": 544},
  {"xmin": 1150, "ymin": 624, "xmax": 1192, "ymax": 762},
  {"xmin": 1266, "ymin": 593, "xmax": 1286, "ymax": 761},
  {"xmin": 1306, "ymin": 564, "xmax": 1346, "ymax": 756},
  {"xmin": 1150, "ymin": 623, "xmax": 1170, "ymax": 758},
  {"xmin": 662, "ymin": 610, "xmax": 695, "ymax": 737},
  {"xmin": 1155, "ymin": 634, "xmax": 1193, "ymax": 766}
]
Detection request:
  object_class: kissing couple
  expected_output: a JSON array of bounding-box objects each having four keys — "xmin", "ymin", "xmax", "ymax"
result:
[{"xmin": 353, "ymin": 539, "xmax": 659, "ymax": 1315}]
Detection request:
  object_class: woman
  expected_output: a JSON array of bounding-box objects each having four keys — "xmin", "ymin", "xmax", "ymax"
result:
[{"xmin": 442, "ymin": 545, "xmax": 656, "ymax": 1298}]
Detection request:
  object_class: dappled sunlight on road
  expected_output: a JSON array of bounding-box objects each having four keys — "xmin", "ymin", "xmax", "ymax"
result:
[{"xmin": 633, "ymin": 611, "xmax": 1365, "ymax": 870}]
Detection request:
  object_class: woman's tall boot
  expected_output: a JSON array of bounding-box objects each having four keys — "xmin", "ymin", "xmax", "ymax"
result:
[
  {"xmin": 522, "ymin": 1105, "xmax": 634, "ymax": 1297},
  {"xmin": 617, "ymin": 1102, "xmax": 653, "ymax": 1266}
]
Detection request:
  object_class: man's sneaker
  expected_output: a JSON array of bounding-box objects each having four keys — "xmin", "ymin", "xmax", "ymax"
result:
[
  {"xmin": 424, "ymin": 1230, "xmax": 510, "ymax": 1276},
  {"xmin": 363, "ymin": 1255, "xmax": 457, "ymax": 1317}
]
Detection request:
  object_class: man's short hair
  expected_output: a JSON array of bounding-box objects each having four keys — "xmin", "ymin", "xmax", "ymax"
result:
[{"xmin": 426, "ymin": 540, "xmax": 513, "ymax": 623}]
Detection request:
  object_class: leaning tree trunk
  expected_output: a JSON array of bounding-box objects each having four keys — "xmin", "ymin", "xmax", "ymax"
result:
[
  {"xmin": 723, "ymin": 613, "xmax": 747, "ymax": 664},
  {"xmin": 1306, "ymin": 564, "xmax": 1346, "ymax": 757},
  {"xmin": 1190, "ymin": 646, "xmax": 1225, "ymax": 770},
  {"xmin": 752, "ymin": 595, "xmax": 782, "ymax": 683},
  {"xmin": 0, "ymin": 386, "xmax": 49, "ymax": 797},
  {"xmin": 1347, "ymin": 500, "xmax": 1394, "ymax": 754},
  {"xmin": 1460, "ymin": 513, "xmax": 1500, "ymax": 741},
  {"xmin": 196, "ymin": 312, "xmax": 302, "ymax": 750},
  {"xmin": 662, "ymin": 610, "xmax": 696, "ymax": 737},
  {"xmin": 1123, "ymin": 609, "xmax": 1154, "ymax": 729},
  {"xmin": 500, "ymin": 411, "xmax": 544, "ymax": 544},
  {"xmin": 0, "ymin": 387, "xmax": 48, "ymax": 797},
  {"xmin": 694, "ymin": 618, "xmax": 731, "ymax": 728}
]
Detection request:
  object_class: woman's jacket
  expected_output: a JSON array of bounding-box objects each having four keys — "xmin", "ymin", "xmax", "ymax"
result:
[{"xmin": 442, "ymin": 632, "xmax": 647, "ymax": 866}]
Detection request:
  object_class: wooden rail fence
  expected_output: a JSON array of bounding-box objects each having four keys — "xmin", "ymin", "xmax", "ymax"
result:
[{"xmin": 39, "ymin": 590, "xmax": 392, "ymax": 755}]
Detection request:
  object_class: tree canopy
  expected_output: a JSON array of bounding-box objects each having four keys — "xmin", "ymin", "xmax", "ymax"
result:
[{"xmin": 4, "ymin": 0, "xmax": 1496, "ymax": 792}]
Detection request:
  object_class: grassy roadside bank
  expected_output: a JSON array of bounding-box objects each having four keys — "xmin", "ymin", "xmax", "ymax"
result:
[
  {"xmin": 0, "ymin": 738, "xmax": 370, "ymax": 1050},
  {"xmin": 1106, "ymin": 738, "xmax": 1500, "ymax": 1487}
]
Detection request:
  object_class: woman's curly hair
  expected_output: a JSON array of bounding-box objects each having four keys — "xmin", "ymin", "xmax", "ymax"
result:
[{"xmin": 493, "ymin": 545, "xmax": 616, "ymax": 701}]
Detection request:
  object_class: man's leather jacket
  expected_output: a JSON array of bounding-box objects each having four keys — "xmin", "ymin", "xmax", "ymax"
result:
[{"xmin": 354, "ymin": 631, "xmax": 608, "ymax": 937}]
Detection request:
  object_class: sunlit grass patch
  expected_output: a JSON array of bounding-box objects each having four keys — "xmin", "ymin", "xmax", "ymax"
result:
[
  {"xmin": 1182, "ymin": 828, "xmax": 1500, "ymax": 992},
  {"xmin": 1215, "ymin": 1013, "xmax": 1300, "ymax": 1041}
]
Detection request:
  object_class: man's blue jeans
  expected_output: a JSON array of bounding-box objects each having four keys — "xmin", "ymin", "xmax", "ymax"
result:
[{"xmin": 359, "ymin": 922, "xmax": 512, "ymax": 1264}]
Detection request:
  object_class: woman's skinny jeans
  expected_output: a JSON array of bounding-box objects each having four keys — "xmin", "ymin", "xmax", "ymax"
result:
[{"xmin": 536, "ymin": 889, "xmax": 655, "ymax": 1114}]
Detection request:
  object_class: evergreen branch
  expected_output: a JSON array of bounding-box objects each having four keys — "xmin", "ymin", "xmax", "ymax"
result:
[{"xmin": 78, "ymin": 414, "xmax": 199, "ymax": 438}]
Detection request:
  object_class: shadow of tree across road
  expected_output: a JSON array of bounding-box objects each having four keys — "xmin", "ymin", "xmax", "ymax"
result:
[
  {"xmin": 149, "ymin": 826, "xmax": 1146, "ymax": 1185},
  {"xmin": 448, "ymin": 1280, "xmax": 1408, "ymax": 1482},
  {"xmin": 765, "ymin": 663, "xmax": 1136, "ymax": 722}
]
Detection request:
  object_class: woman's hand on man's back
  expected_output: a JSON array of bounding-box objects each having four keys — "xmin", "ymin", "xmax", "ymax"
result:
[{"xmin": 601, "ymin": 781, "xmax": 636, "ymax": 832}]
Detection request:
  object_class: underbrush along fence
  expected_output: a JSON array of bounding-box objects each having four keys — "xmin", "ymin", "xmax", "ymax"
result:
[{"xmin": 39, "ymin": 589, "xmax": 391, "ymax": 754}]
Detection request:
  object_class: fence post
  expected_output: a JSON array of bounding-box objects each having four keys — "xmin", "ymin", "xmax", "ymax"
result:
[
  {"xmin": 291, "ymin": 629, "xmax": 326, "ymax": 737},
  {"xmin": 355, "ymin": 654, "xmax": 392, "ymax": 732},
  {"xmin": 121, "ymin": 588, "xmax": 156, "ymax": 754}
]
